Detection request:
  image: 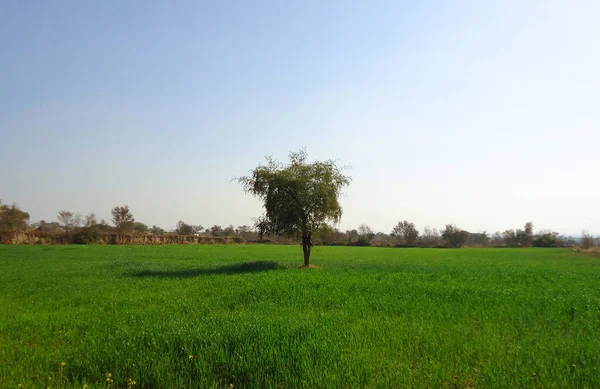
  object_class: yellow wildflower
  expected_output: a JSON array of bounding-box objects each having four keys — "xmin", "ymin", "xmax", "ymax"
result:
[
  {"xmin": 189, "ymin": 354, "xmax": 194, "ymax": 359},
  {"xmin": 61, "ymin": 361, "xmax": 67, "ymax": 367}
]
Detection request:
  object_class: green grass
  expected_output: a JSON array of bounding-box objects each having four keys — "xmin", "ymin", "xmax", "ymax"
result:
[{"xmin": 1, "ymin": 245, "xmax": 599, "ymax": 388}]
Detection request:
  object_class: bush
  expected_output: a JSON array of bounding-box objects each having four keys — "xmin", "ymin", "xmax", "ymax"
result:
[
  {"xmin": 442, "ymin": 224, "xmax": 468, "ymax": 248},
  {"xmin": 353, "ymin": 238, "xmax": 372, "ymax": 246},
  {"xmin": 532, "ymin": 232, "xmax": 561, "ymax": 248},
  {"xmin": 74, "ymin": 228, "xmax": 99, "ymax": 244},
  {"xmin": 581, "ymin": 231, "xmax": 595, "ymax": 249}
]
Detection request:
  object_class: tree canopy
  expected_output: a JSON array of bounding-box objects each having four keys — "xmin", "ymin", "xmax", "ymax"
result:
[
  {"xmin": 0, "ymin": 200, "xmax": 30, "ymax": 233},
  {"xmin": 111, "ymin": 205, "xmax": 134, "ymax": 234},
  {"xmin": 238, "ymin": 150, "xmax": 350, "ymax": 266}
]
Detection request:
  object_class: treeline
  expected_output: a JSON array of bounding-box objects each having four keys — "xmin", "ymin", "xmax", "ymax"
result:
[
  {"xmin": 0, "ymin": 202, "xmax": 294, "ymax": 245},
  {"xmin": 340, "ymin": 221, "xmax": 597, "ymax": 249},
  {"xmin": 0, "ymin": 200, "xmax": 597, "ymax": 248}
]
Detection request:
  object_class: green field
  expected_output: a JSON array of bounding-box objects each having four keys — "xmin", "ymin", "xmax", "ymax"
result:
[{"xmin": 1, "ymin": 245, "xmax": 599, "ymax": 388}]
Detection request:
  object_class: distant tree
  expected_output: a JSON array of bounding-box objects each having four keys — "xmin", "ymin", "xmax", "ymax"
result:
[
  {"xmin": 580, "ymin": 230, "xmax": 595, "ymax": 249},
  {"xmin": 93, "ymin": 220, "xmax": 113, "ymax": 233},
  {"xmin": 421, "ymin": 226, "xmax": 441, "ymax": 247},
  {"xmin": 132, "ymin": 222, "xmax": 149, "ymax": 234},
  {"xmin": 345, "ymin": 229, "xmax": 359, "ymax": 243},
  {"xmin": 237, "ymin": 149, "xmax": 350, "ymax": 266},
  {"xmin": 223, "ymin": 225, "xmax": 236, "ymax": 237},
  {"xmin": 84, "ymin": 213, "xmax": 97, "ymax": 228},
  {"xmin": 562, "ymin": 235, "xmax": 578, "ymax": 247},
  {"xmin": 149, "ymin": 225, "xmax": 166, "ymax": 234},
  {"xmin": 503, "ymin": 222, "xmax": 534, "ymax": 247},
  {"xmin": 442, "ymin": 224, "xmax": 468, "ymax": 248},
  {"xmin": 210, "ymin": 225, "xmax": 223, "ymax": 237},
  {"xmin": 523, "ymin": 222, "xmax": 534, "ymax": 246},
  {"xmin": 371, "ymin": 232, "xmax": 392, "ymax": 246},
  {"xmin": 175, "ymin": 221, "xmax": 201, "ymax": 235},
  {"xmin": 73, "ymin": 228, "xmax": 99, "ymax": 244},
  {"xmin": 490, "ymin": 231, "xmax": 504, "ymax": 246},
  {"xmin": 314, "ymin": 223, "xmax": 335, "ymax": 244},
  {"xmin": 236, "ymin": 225, "xmax": 255, "ymax": 239},
  {"xmin": 237, "ymin": 225, "xmax": 252, "ymax": 234},
  {"xmin": 0, "ymin": 201, "xmax": 30, "ymax": 233},
  {"xmin": 111, "ymin": 205, "xmax": 134, "ymax": 234},
  {"xmin": 74, "ymin": 213, "xmax": 82, "ymax": 229},
  {"xmin": 468, "ymin": 232, "xmax": 490, "ymax": 246},
  {"xmin": 502, "ymin": 229, "xmax": 519, "ymax": 247},
  {"xmin": 391, "ymin": 220, "xmax": 420, "ymax": 246},
  {"xmin": 39, "ymin": 220, "xmax": 62, "ymax": 234},
  {"xmin": 331, "ymin": 228, "xmax": 349, "ymax": 243},
  {"xmin": 357, "ymin": 224, "xmax": 375, "ymax": 245},
  {"xmin": 532, "ymin": 230, "xmax": 562, "ymax": 247},
  {"xmin": 57, "ymin": 211, "xmax": 81, "ymax": 234}
]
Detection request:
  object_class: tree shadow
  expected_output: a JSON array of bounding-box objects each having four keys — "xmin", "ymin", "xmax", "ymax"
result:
[{"xmin": 129, "ymin": 260, "xmax": 285, "ymax": 278}]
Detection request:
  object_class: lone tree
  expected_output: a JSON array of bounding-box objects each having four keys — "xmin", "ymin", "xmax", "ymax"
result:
[
  {"xmin": 111, "ymin": 205, "xmax": 134, "ymax": 234},
  {"xmin": 57, "ymin": 211, "xmax": 81, "ymax": 234},
  {"xmin": 238, "ymin": 150, "xmax": 350, "ymax": 267},
  {"xmin": 391, "ymin": 220, "xmax": 420, "ymax": 246}
]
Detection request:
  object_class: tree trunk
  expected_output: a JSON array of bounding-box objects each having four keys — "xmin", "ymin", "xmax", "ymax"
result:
[{"xmin": 302, "ymin": 232, "xmax": 312, "ymax": 266}]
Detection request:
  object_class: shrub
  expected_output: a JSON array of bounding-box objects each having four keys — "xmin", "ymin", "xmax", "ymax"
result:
[
  {"xmin": 581, "ymin": 231, "xmax": 595, "ymax": 249},
  {"xmin": 532, "ymin": 231, "xmax": 561, "ymax": 248},
  {"xmin": 74, "ymin": 228, "xmax": 99, "ymax": 244}
]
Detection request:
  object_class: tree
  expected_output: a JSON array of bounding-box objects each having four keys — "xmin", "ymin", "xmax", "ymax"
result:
[
  {"xmin": 149, "ymin": 225, "xmax": 165, "ymax": 234},
  {"xmin": 532, "ymin": 230, "xmax": 562, "ymax": 247},
  {"xmin": 223, "ymin": 225, "xmax": 236, "ymax": 237},
  {"xmin": 57, "ymin": 211, "xmax": 81, "ymax": 234},
  {"xmin": 503, "ymin": 229, "xmax": 518, "ymax": 247},
  {"xmin": 391, "ymin": 220, "xmax": 420, "ymax": 246},
  {"xmin": 356, "ymin": 224, "xmax": 375, "ymax": 245},
  {"xmin": 111, "ymin": 205, "xmax": 134, "ymax": 234},
  {"xmin": 93, "ymin": 219, "xmax": 113, "ymax": 233},
  {"xmin": 346, "ymin": 229, "xmax": 359, "ymax": 243},
  {"xmin": 84, "ymin": 213, "xmax": 97, "ymax": 228},
  {"xmin": 175, "ymin": 221, "xmax": 201, "ymax": 235},
  {"xmin": 442, "ymin": 224, "xmax": 468, "ymax": 248},
  {"xmin": 421, "ymin": 226, "xmax": 441, "ymax": 247},
  {"xmin": 0, "ymin": 201, "xmax": 30, "ymax": 233},
  {"xmin": 490, "ymin": 231, "xmax": 504, "ymax": 246},
  {"xmin": 237, "ymin": 225, "xmax": 252, "ymax": 234},
  {"xmin": 468, "ymin": 232, "xmax": 490, "ymax": 246},
  {"xmin": 503, "ymin": 222, "xmax": 534, "ymax": 247},
  {"xmin": 524, "ymin": 222, "xmax": 534, "ymax": 246},
  {"xmin": 580, "ymin": 230, "xmax": 595, "ymax": 249},
  {"xmin": 210, "ymin": 225, "xmax": 223, "ymax": 237},
  {"xmin": 238, "ymin": 149, "xmax": 350, "ymax": 266},
  {"xmin": 132, "ymin": 222, "xmax": 149, "ymax": 234},
  {"xmin": 236, "ymin": 225, "xmax": 255, "ymax": 239},
  {"xmin": 314, "ymin": 223, "xmax": 335, "ymax": 244}
]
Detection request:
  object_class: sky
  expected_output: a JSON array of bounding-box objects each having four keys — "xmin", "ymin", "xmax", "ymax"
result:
[{"xmin": 1, "ymin": 0, "xmax": 598, "ymax": 236}]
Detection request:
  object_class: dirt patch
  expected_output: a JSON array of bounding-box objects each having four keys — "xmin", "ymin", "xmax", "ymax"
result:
[{"xmin": 298, "ymin": 264, "xmax": 319, "ymax": 269}]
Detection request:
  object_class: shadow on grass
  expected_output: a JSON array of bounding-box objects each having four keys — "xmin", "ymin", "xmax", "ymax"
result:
[{"xmin": 129, "ymin": 260, "xmax": 285, "ymax": 278}]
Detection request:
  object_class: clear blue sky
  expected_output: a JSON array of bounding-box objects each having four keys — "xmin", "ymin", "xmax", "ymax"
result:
[{"xmin": 1, "ymin": 0, "xmax": 598, "ymax": 235}]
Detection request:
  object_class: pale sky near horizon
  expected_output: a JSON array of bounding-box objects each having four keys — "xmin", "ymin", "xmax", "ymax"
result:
[{"xmin": 1, "ymin": 1, "xmax": 598, "ymax": 236}]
